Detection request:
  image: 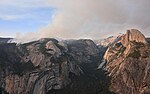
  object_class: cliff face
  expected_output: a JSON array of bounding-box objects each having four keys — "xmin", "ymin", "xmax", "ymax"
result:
[
  {"xmin": 103, "ymin": 29, "xmax": 150, "ymax": 94},
  {"xmin": 121, "ymin": 29, "xmax": 147, "ymax": 47},
  {"xmin": 0, "ymin": 38, "xmax": 103, "ymax": 94}
]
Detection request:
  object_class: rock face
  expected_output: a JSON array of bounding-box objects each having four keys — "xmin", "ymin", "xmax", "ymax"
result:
[
  {"xmin": 121, "ymin": 29, "xmax": 147, "ymax": 47},
  {"xmin": 103, "ymin": 29, "xmax": 150, "ymax": 94},
  {"xmin": 95, "ymin": 34, "xmax": 123, "ymax": 68},
  {"xmin": 0, "ymin": 38, "xmax": 104, "ymax": 94}
]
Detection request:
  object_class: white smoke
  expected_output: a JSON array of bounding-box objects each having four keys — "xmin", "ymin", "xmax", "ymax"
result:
[{"xmin": 14, "ymin": 0, "xmax": 150, "ymax": 42}]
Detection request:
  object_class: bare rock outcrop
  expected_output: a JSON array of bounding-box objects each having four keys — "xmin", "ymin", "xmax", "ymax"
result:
[
  {"xmin": 0, "ymin": 38, "xmax": 101, "ymax": 94},
  {"xmin": 121, "ymin": 29, "xmax": 147, "ymax": 47},
  {"xmin": 103, "ymin": 29, "xmax": 150, "ymax": 94}
]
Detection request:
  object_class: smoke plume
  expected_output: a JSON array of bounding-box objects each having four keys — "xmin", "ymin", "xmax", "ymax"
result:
[{"xmin": 15, "ymin": 0, "xmax": 150, "ymax": 42}]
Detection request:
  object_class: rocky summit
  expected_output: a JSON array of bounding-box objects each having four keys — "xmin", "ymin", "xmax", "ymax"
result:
[
  {"xmin": 0, "ymin": 29, "xmax": 149, "ymax": 94},
  {"xmin": 121, "ymin": 29, "xmax": 147, "ymax": 47},
  {"xmin": 103, "ymin": 29, "xmax": 150, "ymax": 94}
]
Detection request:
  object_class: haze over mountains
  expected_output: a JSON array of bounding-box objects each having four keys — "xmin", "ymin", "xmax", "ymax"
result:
[
  {"xmin": 0, "ymin": 29, "xmax": 149, "ymax": 94},
  {"xmin": 0, "ymin": 0, "xmax": 150, "ymax": 40}
]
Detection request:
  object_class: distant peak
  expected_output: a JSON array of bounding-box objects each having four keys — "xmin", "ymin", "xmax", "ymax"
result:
[{"xmin": 121, "ymin": 29, "xmax": 147, "ymax": 47}]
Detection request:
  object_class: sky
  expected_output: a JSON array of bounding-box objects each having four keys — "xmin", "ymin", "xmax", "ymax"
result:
[{"xmin": 0, "ymin": 0, "xmax": 150, "ymax": 42}]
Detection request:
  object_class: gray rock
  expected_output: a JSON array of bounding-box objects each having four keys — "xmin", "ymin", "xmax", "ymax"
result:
[{"xmin": 0, "ymin": 38, "xmax": 101, "ymax": 94}]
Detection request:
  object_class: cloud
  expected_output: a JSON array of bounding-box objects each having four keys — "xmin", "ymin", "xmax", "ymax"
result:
[
  {"xmin": 36, "ymin": 0, "xmax": 150, "ymax": 39},
  {"xmin": 0, "ymin": 15, "xmax": 25, "ymax": 21},
  {"xmin": 1, "ymin": 0, "xmax": 150, "ymax": 41},
  {"xmin": 0, "ymin": 31, "xmax": 15, "ymax": 38},
  {"xmin": 35, "ymin": 0, "xmax": 128, "ymax": 39}
]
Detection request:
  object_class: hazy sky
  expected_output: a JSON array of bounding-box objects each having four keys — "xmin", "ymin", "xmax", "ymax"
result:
[{"xmin": 0, "ymin": 0, "xmax": 150, "ymax": 41}]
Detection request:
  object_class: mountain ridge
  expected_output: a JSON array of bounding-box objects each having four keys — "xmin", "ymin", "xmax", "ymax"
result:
[{"xmin": 0, "ymin": 29, "xmax": 149, "ymax": 94}]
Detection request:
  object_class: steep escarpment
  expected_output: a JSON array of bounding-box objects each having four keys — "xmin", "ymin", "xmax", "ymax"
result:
[
  {"xmin": 46, "ymin": 39, "xmax": 112, "ymax": 94},
  {"xmin": 0, "ymin": 39, "xmax": 74, "ymax": 94},
  {"xmin": 0, "ymin": 38, "xmax": 109, "ymax": 94},
  {"xmin": 95, "ymin": 34, "xmax": 123, "ymax": 64},
  {"xmin": 103, "ymin": 29, "xmax": 150, "ymax": 94},
  {"xmin": 120, "ymin": 29, "xmax": 147, "ymax": 47}
]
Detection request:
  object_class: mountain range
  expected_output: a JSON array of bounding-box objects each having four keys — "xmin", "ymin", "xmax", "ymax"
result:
[{"xmin": 0, "ymin": 29, "xmax": 149, "ymax": 94}]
